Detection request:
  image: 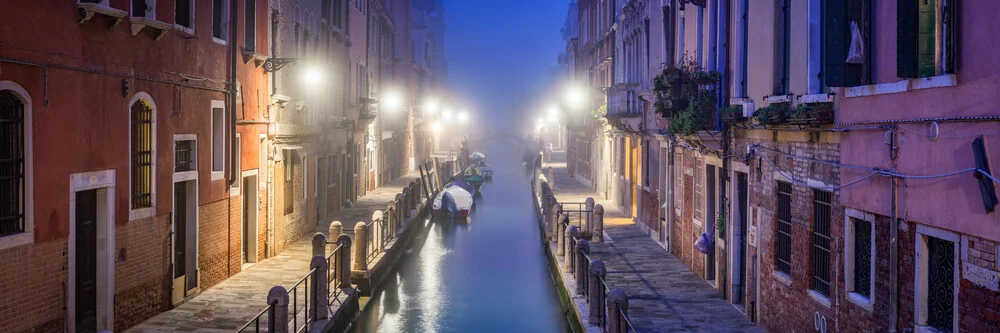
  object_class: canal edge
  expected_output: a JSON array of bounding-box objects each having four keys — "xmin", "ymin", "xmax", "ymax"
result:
[{"xmin": 531, "ymin": 177, "xmax": 587, "ymax": 333}]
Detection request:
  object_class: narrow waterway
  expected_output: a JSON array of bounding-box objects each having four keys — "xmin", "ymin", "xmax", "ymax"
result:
[{"xmin": 350, "ymin": 139, "xmax": 569, "ymax": 333}]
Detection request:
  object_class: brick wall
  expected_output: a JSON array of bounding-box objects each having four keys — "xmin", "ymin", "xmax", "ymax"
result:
[
  {"xmin": 229, "ymin": 194, "xmax": 243, "ymax": 275},
  {"xmin": 198, "ymin": 198, "xmax": 233, "ymax": 290},
  {"xmin": 114, "ymin": 214, "xmax": 171, "ymax": 331},
  {"xmin": 276, "ymin": 156, "xmax": 310, "ymax": 253},
  {"xmin": 639, "ymin": 188, "xmax": 660, "ymax": 233},
  {"xmin": 0, "ymin": 240, "xmax": 66, "ymax": 332}
]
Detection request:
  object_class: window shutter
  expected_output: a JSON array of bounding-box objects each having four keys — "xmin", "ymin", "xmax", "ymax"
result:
[
  {"xmin": 824, "ymin": 0, "xmax": 849, "ymax": 86},
  {"xmin": 897, "ymin": 0, "xmax": 919, "ymax": 78},
  {"xmin": 944, "ymin": 0, "xmax": 958, "ymax": 73}
]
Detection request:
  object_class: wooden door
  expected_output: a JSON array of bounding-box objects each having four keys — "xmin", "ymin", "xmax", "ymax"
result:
[{"xmin": 75, "ymin": 189, "xmax": 98, "ymax": 333}]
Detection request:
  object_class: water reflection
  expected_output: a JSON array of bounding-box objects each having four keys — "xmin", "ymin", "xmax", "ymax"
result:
[{"xmin": 352, "ymin": 141, "xmax": 568, "ymax": 333}]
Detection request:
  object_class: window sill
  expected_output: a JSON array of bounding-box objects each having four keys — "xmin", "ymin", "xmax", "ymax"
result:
[
  {"xmin": 211, "ymin": 171, "xmax": 225, "ymax": 181},
  {"xmin": 0, "ymin": 232, "xmax": 33, "ymax": 251},
  {"xmin": 844, "ymin": 74, "xmax": 958, "ymax": 98},
  {"xmin": 800, "ymin": 93, "xmax": 834, "ymax": 104},
  {"xmin": 77, "ymin": 2, "xmax": 127, "ymax": 26},
  {"xmin": 212, "ymin": 37, "xmax": 228, "ymax": 46},
  {"xmin": 846, "ymin": 292, "xmax": 873, "ymax": 312},
  {"xmin": 765, "ymin": 94, "xmax": 793, "ymax": 104},
  {"xmin": 808, "ymin": 289, "xmax": 832, "ymax": 308},
  {"xmin": 174, "ymin": 24, "xmax": 195, "ymax": 36},
  {"xmin": 772, "ymin": 271, "xmax": 792, "ymax": 287},
  {"xmin": 129, "ymin": 207, "xmax": 156, "ymax": 221},
  {"xmin": 914, "ymin": 325, "xmax": 948, "ymax": 333},
  {"xmin": 129, "ymin": 17, "xmax": 172, "ymax": 40}
]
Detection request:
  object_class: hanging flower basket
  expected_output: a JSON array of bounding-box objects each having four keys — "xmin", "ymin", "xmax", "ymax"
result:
[{"xmin": 787, "ymin": 103, "xmax": 835, "ymax": 125}]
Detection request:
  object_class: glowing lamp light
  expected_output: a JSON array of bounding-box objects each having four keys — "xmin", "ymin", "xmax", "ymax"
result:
[
  {"xmin": 302, "ymin": 66, "xmax": 324, "ymax": 85},
  {"xmin": 382, "ymin": 90, "xmax": 404, "ymax": 111},
  {"xmin": 457, "ymin": 111, "xmax": 470, "ymax": 124},
  {"xmin": 441, "ymin": 109, "xmax": 453, "ymax": 122},
  {"xmin": 432, "ymin": 122, "xmax": 442, "ymax": 133},
  {"xmin": 564, "ymin": 84, "xmax": 588, "ymax": 110},
  {"xmin": 424, "ymin": 98, "xmax": 440, "ymax": 115}
]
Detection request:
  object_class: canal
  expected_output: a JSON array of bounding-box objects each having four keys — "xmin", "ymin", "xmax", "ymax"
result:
[{"xmin": 350, "ymin": 140, "xmax": 570, "ymax": 333}]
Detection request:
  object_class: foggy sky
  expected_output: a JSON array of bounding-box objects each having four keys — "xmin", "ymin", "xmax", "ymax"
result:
[{"xmin": 444, "ymin": 0, "xmax": 569, "ymax": 132}]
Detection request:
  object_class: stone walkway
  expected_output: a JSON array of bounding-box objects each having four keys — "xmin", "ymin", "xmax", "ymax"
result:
[
  {"xmin": 128, "ymin": 174, "xmax": 420, "ymax": 333},
  {"xmin": 545, "ymin": 157, "xmax": 763, "ymax": 333}
]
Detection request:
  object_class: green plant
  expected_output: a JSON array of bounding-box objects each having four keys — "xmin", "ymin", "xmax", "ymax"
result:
[
  {"xmin": 592, "ymin": 104, "xmax": 607, "ymax": 118},
  {"xmin": 716, "ymin": 210, "xmax": 726, "ymax": 238},
  {"xmin": 753, "ymin": 103, "xmax": 790, "ymax": 125},
  {"xmin": 668, "ymin": 89, "xmax": 717, "ymax": 135},
  {"xmin": 653, "ymin": 57, "xmax": 721, "ymax": 120}
]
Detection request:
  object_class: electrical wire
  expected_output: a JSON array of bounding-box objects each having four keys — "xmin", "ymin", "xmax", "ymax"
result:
[
  {"xmin": 752, "ymin": 144, "xmax": 874, "ymax": 172},
  {"xmin": 757, "ymin": 151, "xmax": 880, "ymax": 190},
  {"xmin": 896, "ymin": 123, "xmax": 1000, "ymax": 140}
]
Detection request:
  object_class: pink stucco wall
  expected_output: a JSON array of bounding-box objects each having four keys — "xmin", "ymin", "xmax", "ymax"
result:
[{"xmin": 839, "ymin": 0, "xmax": 1000, "ymax": 241}]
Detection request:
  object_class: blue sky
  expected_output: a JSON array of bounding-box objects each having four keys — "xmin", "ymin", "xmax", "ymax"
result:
[{"xmin": 444, "ymin": 0, "xmax": 570, "ymax": 131}]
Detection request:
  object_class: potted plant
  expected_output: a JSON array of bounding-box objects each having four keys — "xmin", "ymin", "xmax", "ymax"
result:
[
  {"xmin": 719, "ymin": 106, "xmax": 745, "ymax": 122},
  {"xmin": 753, "ymin": 103, "xmax": 790, "ymax": 125},
  {"xmin": 654, "ymin": 57, "xmax": 722, "ymax": 135},
  {"xmin": 787, "ymin": 103, "xmax": 835, "ymax": 125}
]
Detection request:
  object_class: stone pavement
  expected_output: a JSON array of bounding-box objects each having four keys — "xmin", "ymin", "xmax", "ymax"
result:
[
  {"xmin": 545, "ymin": 157, "xmax": 763, "ymax": 333},
  {"xmin": 128, "ymin": 174, "xmax": 421, "ymax": 333}
]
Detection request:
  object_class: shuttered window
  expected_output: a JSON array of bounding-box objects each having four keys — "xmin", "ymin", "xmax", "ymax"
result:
[
  {"xmin": 898, "ymin": 0, "xmax": 958, "ymax": 78},
  {"xmin": 825, "ymin": 0, "xmax": 873, "ymax": 87}
]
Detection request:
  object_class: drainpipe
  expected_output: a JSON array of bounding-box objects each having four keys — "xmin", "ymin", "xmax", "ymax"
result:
[
  {"xmin": 227, "ymin": 0, "xmax": 239, "ymax": 277},
  {"xmin": 888, "ymin": 126, "xmax": 899, "ymax": 333}
]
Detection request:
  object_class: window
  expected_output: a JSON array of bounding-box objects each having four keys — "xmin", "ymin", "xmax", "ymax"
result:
[
  {"xmin": 642, "ymin": 141, "xmax": 649, "ymax": 187},
  {"xmin": 175, "ymin": 0, "xmax": 193, "ymax": 30},
  {"xmin": 811, "ymin": 190, "xmax": 832, "ymax": 297},
  {"xmin": 322, "ymin": 0, "xmax": 331, "ymax": 20},
  {"xmin": 132, "ymin": 0, "xmax": 153, "ymax": 17},
  {"xmin": 824, "ymin": 0, "xmax": 873, "ymax": 87},
  {"xmin": 0, "ymin": 91, "xmax": 25, "ymax": 237},
  {"xmin": 663, "ymin": 1, "xmax": 676, "ymax": 66},
  {"xmin": 212, "ymin": 103, "xmax": 225, "ymax": 177},
  {"xmin": 694, "ymin": 161, "xmax": 704, "ymax": 220},
  {"xmin": 845, "ymin": 211, "xmax": 874, "ymax": 308},
  {"xmin": 775, "ymin": 181, "xmax": 792, "ymax": 274},
  {"xmin": 774, "ymin": 0, "xmax": 791, "ymax": 94},
  {"xmin": 131, "ymin": 99, "xmax": 154, "ymax": 210},
  {"xmin": 174, "ymin": 140, "xmax": 196, "ymax": 172},
  {"xmin": 284, "ymin": 150, "xmax": 295, "ymax": 215},
  {"xmin": 294, "ymin": 23, "xmax": 300, "ymax": 57},
  {"xmin": 231, "ymin": 134, "xmax": 241, "ymax": 190},
  {"xmin": 896, "ymin": 0, "xmax": 958, "ymax": 78},
  {"xmin": 244, "ymin": 0, "xmax": 256, "ymax": 51},
  {"xmin": 213, "ymin": 0, "xmax": 230, "ymax": 41}
]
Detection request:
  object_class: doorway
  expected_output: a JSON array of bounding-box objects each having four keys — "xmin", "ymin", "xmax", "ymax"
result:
[
  {"xmin": 172, "ymin": 180, "xmax": 198, "ymax": 304},
  {"xmin": 733, "ymin": 171, "xmax": 749, "ymax": 309},
  {"xmin": 242, "ymin": 174, "xmax": 258, "ymax": 265},
  {"xmin": 69, "ymin": 170, "xmax": 115, "ymax": 333},
  {"xmin": 706, "ymin": 165, "xmax": 717, "ymax": 283},
  {"xmin": 75, "ymin": 189, "xmax": 98, "ymax": 333}
]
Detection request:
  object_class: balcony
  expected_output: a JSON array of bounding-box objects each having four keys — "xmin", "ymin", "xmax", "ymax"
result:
[
  {"xmin": 604, "ymin": 83, "xmax": 642, "ymax": 132},
  {"xmin": 358, "ymin": 97, "xmax": 379, "ymax": 124}
]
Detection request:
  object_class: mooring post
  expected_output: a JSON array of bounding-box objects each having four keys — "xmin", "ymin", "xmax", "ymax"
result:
[
  {"xmin": 607, "ymin": 288, "xmax": 629, "ymax": 333},
  {"xmin": 566, "ymin": 226, "xmax": 579, "ymax": 272},
  {"xmin": 353, "ymin": 223, "xmax": 369, "ymax": 271},
  {"xmin": 556, "ymin": 215, "xmax": 567, "ymax": 256},
  {"xmin": 311, "ymin": 256, "xmax": 329, "ymax": 320},
  {"xmin": 550, "ymin": 203, "xmax": 562, "ymax": 241},
  {"xmin": 267, "ymin": 286, "xmax": 290, "ymax": 333},
  {"xmin": 585, "ymin": 197, "xmax": 595, "ymax": 233},
  {"xmin": 592, "ymin": 204, "xmax": 605, "ymax": 243},
  {"xmin": 312, "ymin": 232, "xmax": 326, "ymax": 258},
  {"xmin": 329, "ymin": 221, "xmax": 343, "ymax": 252},
  {"xmin": 588, "ymin": 260, "xmax": 606, "ymax": 325},
  {"xmin": 576, "ymin": 240, "xmax": 590, "ymax": 295}
]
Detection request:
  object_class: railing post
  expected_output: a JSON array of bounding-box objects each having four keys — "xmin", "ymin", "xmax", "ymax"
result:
[
  {"xmin": 592, "ymin": 204, "xmax": 605, "ymax": 243},
  {"xmin": 585, "ymin": 197, "xmax": 595, "ymax": 233},
  {"xmin": 588, "ymin": 260, "xmax": 606, "ymax": 325},
  {"xmin": 395, "ymin": 193, "xmax": 404, "ymax": 226},
  {"xmin": 353, "ymin": 223, "xmax": 369, "ymax": 271},
  {"xmin": 576, "ymin": 240, "xmax": 590, "ymax": 295},
  {"xmin": 312, "ymin": 233, "xmax": 326, "ymax": 258},
  {"xmin": 607, "ymin": 288, "xmax": 629, "ymax": 333},
  {"xmin": 556, "ymin": 214, "xmax": 567, "ymax": 256},
  {"xmin": 338, "ymin": 235, "xmax": 352, "ymax": 288},
  {"xmin": 268, "ymin": 286, "xmax": 290, "ymax": 333},
  {"xmin": 550, "ymin": 203, "xmax": 562, "ymax": 241},
  {"xmin": 566, "ymin": 225, "xmax": 579, "ymax": 271},
  {"xmin": 311, "ymin": 256, "xmax": 329, "ymax": 320}
]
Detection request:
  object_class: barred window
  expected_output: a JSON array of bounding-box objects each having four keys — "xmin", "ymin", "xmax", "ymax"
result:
[
  {"xmin": 775, "ymin": 181, "xmax": 792, "ymax": 274},
  {"xmin": 811, "ymin": 190, "xmax": 832, "ymax": 296},
  {"xmin": 284, "ymin": 150, "xmax": 295, "ymax": 215},
  {"xmin": 174, "ymin": 140, "xmax": 196, "ymax": 173},
  {"xmin": 927, "ymin": 236, "xmax": 955, "ymax": 332},
  {"xmin": 131, "ymin": 100, "xmax": 153, "ymax": 210},
  {"xmin": 849, "ymin": 217, "xmax": 872, "ymax": 299},
  {"xmin": 0, "ymin": 91, "xmax": 25, "ymax": 237}
]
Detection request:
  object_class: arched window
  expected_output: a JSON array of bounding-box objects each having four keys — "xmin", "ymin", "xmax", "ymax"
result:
[
  {"xmin": 0, "ymin": 90, "xmax": 26, "ymax": 237},
  {"xmin": 130, "ymin": 96, "xmax": 155, "ymax": 211}
]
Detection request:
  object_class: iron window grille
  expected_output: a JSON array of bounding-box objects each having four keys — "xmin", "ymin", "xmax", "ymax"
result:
[
  {"xmin": 811, "ymin": 190, "xmax": 833, "ymax": 296},
  {"xmin": 131, "ymin": 101, "xmax": 153, "ymax": 210},
  {"xmin": 927, "ymin": 236, "xmax": 955, "ymax": 332},
  {"xmin": 775, "ymin": 181, "xmax": 792, "ymax": 274},
  {"xmin": 852, "ymin": 217, "xmax": 872, "ymax": 298},
  {"xmin": 174, "ymin": 140, "xmax": 196, "ymax": 172},
  {"xmin": 0, "ymin": 91, "xmax": 25, "ymax": 237},
  {"xmin": 285, "ymin": 150, "xmax": 294, "ymax": 215}
]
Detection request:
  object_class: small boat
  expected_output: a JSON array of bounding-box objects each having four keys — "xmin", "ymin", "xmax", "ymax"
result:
[{"xmin": 432, "ymin": 185, "xmax": 474, "ymax": 219}]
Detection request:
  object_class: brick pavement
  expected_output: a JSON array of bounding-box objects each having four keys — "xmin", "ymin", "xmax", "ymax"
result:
[
  {"xmin": 545, "ymin": 157, "xmax": 763, "ymax": 333},
  {"xmin": 128, "ymin": 174, "xmax": 420, "ymax": 333}
]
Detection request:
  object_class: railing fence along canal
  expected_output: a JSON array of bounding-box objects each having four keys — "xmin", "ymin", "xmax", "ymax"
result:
[
  {"xmin": 237, "ymin": 175, "xmax": 429, "ymax": 333},
  {"xmin": 530, "ymin": 159, "xmax": 638, "ymax": 333}
]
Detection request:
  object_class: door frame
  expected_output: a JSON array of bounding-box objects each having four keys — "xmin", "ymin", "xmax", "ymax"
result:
[
  {"xmin": 67, "ymin": 169, "xmax": 116, "ymax": 333},
  {"xmin": 241, "ymin": 169, "xmax": 259, "ymax": 264},
  {"xmin": 173, "ymin": 134, "xmax": 200, "ymax": 302},
  {"xmin": 730, "ymin": 162, "xmax": 751, "ymax": 311}
]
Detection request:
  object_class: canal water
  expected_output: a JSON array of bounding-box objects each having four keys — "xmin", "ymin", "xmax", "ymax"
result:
[{"xmin": 350, "ymin": 140, "xmax": 569, "ymax": 333}]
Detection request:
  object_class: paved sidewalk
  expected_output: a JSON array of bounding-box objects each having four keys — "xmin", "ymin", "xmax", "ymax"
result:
[
  {"xmin": 128, "ymin": 175, "xmax": 420, "ymax": 333},
  {"xmin": 545, "ymin": 158, "xmax": 762, "ymax": 333}
]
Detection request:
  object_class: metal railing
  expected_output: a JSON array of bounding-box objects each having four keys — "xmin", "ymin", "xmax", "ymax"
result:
[
  {"xmin": 326, "ymin": 243, "xmax": 345, "ymax": 306},
  {"xmin": 288, "ymin": 268, "xmax": 318, "ymax": 333},
  {"xmin": 561, "ymin": 202, "xmax": 591, "ymax": 230},
  {"xmin": 366, "ymin": 207, "xmax": 394, "ymax": 264},
  {"xmin": 237, "ymin": 301, "xmax": 276, "ymax": 333}
]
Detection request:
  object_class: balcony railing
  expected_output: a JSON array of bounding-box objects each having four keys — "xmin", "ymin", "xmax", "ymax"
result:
[
  {"xmin": 359, "ymin": 97, "xmax": 378, "ymax": 121},
  {"xmin": 605, "ymin": 83, "xmax": 641, "ymax": 118}
]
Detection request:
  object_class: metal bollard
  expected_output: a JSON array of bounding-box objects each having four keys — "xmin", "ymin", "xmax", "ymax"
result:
[
  {"xmin": 566, "ymin": 226, "xmax": 579, "ymax": 272},
  {"xmin": 353, "ymin": 223, "xmax": 369, "ymax": 271},
  {"xmin": 338, "ymin": 235, "xmax": 352, "ymax": 288},
  {"xmin": 311, "ymin": 256, "xmax": 329, "ymax": 320},
  {"xmin": 588, "ymin": 260, "xmax": 606, "ymax": 325},
  {"xmin": 607, "ymin": 289, "xmax": 629, "ymax": 333},
  {"xmin": 576, "ymin": 240, "xmax": 590, "ymax": 295},
  {"xmin": 592, "ymin": 204, "xmax": 605, "ymax": 243},
  {"xmin": 267, "ymin": 286, "xmax": 290, "ymax": 333}
]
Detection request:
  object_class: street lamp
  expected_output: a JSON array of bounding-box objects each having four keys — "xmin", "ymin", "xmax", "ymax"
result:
[
  {"xmin": 441, "ymin": 109, "xmax": 453, "ymax": 123},
  {"xmin": 301, "ymin": 65, "xmax": 324, "ymax": 85},
  {"xmin": 457, "ymin": 110, "xmax": 469, "ymax": 124},
  {"xmin": 382, "ymin": 89, "xmax": 404, "ymax": 113},
  {"xmin": 424, "ymin": 98, "xmax": 440, "ymax": 116},
  {"xmin": 563, "ymin": 83, "xmax": 588, "ymax": 111}
]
